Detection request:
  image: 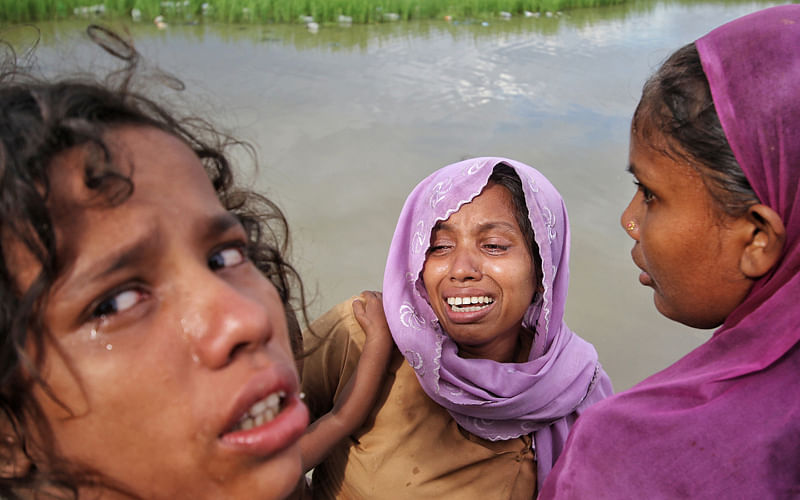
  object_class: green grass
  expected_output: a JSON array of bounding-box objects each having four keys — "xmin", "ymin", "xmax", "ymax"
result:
[{"xmin": 0, "ymin": 0, "xmax": 627, "ymax": 24}]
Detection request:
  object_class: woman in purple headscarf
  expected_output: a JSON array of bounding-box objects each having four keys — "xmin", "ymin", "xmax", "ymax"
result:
[
  {"xmin": 302, "ymin": 158, "xmax": 612, "ymax": 498},
  {"xmin": 540, "ymin": 5, "xmax": 800, "ymax": 499}
]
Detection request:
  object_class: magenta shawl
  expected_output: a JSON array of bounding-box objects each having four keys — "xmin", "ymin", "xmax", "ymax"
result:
[
  {"xmin": 540, "ymin": 5, "xmax": 800, "ymax": 499},
  {"xmin": 382, "ymin": 157, "xmax": 613, "ymax": 491}
]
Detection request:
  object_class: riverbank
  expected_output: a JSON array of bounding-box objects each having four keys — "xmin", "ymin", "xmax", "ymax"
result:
[{"xmin": 0, "ymin": 0, "xmax": 627, "ymax": 25}]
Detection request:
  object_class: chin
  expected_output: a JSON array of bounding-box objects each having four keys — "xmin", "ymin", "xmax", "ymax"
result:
[
  {"xmin": 683, "ymin": 318, "xmax": 725, "ymax": 330},
  {"xmin": 656, "ymin": 301, "xmax": 725, "ymax": 330},
  {"xmin": 246, "ymin": 450, "xmax": 305, "ymax": 499}
]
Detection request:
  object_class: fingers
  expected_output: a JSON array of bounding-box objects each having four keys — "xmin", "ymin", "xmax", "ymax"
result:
[
  {"xmin": 352, "ymin": 291, "xmax": 382, "ymax": 317},
  {"xmin": 352, "ymin": 296, "xmax": 365, "ymax": 316},
  {"xmin": 352, "ymin": 291, "xmax": 389, "ymax": 332}
]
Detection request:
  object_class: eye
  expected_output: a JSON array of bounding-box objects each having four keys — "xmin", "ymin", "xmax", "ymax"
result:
[
  {"xmin": 427, "ymin": 244, "xmax": 453, "ymax": 256},
  {"xmin": 91, "ymin": 288, "xmax": 147, "ymax": 319},
  {"xmin": 483, "ymin": 243, "xmax": 509, "ymax": 254},
  {"xmin": 633, "ymin": 180, "xmax": 655, "ymax": 204},
  {"xmin": 208, "ymin": 244, "xmax": 247, "ymax": 271}
]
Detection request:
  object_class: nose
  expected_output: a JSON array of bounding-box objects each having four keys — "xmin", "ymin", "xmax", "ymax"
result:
[
  {"xmin": 620, "ymin": 196, "xmax": 640, "ymax": 241},
  {"xmin": 450, "ymin": 245, "xmax": 482, "ymax": 282},
  {"xmin": 184, "ymin": 271, "xmax": 276, "ymax": 369}
]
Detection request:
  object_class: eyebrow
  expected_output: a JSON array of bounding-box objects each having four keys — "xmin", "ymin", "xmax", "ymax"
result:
[
  {"xmin": 69, "ymin": 225, "xmax": 163, "ymax": 287},
  {"xmin": 434, "ymin": 221, "xmax": 519, "ymax": 233},
  {"xmin": 200, "ymin": 212, "xmax": 242, "ymax": 243},
  {"xmin": 68, "ymin": 212, "xmax": 242, "ymax": 286},
  {"xmin": 626, "ymin": 163, "xmax": 637, "ymax": 176}
]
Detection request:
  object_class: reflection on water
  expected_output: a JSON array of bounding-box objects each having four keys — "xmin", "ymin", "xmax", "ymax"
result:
[{"xmin": 2, "ymin": 0, "xmax": 784, "ymax": 389}]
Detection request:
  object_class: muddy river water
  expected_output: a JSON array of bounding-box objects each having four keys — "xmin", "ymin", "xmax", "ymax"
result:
[{"xmin": 5, "ymin": 0, "xmax": 783, "ymax": 389}]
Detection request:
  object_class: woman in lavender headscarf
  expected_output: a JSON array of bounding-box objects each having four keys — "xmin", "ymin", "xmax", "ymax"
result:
[
  {"xmin": 302, "ymin": 158, "xmax": 611, "ymax": 498},
  {"xmin": 540, "ymin": 5, "xmax": 800, "ymax": 499}
]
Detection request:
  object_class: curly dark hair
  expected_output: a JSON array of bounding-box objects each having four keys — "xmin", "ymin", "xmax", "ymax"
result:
[
  {"xmin": 0, "ymin": 25, "xmax": 309, "ymax": 499},
  {"xmin": 631, "ymin": 42, "xmax": 759, "ymax": 218}
]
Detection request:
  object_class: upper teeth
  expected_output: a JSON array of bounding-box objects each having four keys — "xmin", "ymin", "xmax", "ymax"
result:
[
  {"xmin": 447, "ymin": 296, "xmax": 493, "ymax": 311},
  {"xmin": 233, "ymin": 391, "xmax": 285, "ymax": 431}
]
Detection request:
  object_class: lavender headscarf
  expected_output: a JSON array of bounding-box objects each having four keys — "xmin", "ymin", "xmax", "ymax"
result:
[
  {"xmin": 540, "ymin": 6, "xmax": 800, "ymax": 499},
  {"xmin": 383, "ymin": 157, "xmax": 612, "ymax": 491}
]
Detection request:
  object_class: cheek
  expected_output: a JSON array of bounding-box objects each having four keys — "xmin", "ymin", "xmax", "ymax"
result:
[
  {"xmin": 259, "ymin": 280, "xmax": 297, "ymax": 361},
  {"xmin": 34, "ymin": 346, "xmax": 168, "ymax": 468},
  {"xmin": 639, "ymin": 214, "xmax": 679, "ymax": 261},
  {"xmin": 492, "ymin": 262, "xmax": 536, "ymax": 302},
  {"xmin": 56, "ymin": 346, "xmax": 172, "ymax": 411},
  {"xmin": 35, "ymin": 310, "xmax": 187, "ymax": 424},
  {"xmin": 420, "ymin": 261, "xmax": 440, "ymax": 295},
  {"xmin": 35, "ymin": 337, "xmax": 204, "ymax": 486},
  {"xmin": 32, "ymin": 350, "xmax": 91, "ymax": 421},
  {"xmin": 641, "ymin": 226, "xmax": 712, "ymax": 295}
]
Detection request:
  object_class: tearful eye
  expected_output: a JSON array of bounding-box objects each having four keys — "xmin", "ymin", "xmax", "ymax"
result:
[
  {"xmin": 92, "ymin": 289, "xmax": 145, "ymax": 318},
  {"xmin": 427, "ymin": 244, "xmax": 452, "ymax": 256},
  {"xmin": 209, "ymin": 246, "xmax": 246, "ymax": 271},
  {"xmin": 484, "ymin": 244, "xmax": 509, "ymax": 252}
]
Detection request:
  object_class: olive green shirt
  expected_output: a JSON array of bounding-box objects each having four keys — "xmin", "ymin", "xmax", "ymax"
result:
[{"xmin": 301, "ymin": 299, "xmax": 536, "ymax": 500}]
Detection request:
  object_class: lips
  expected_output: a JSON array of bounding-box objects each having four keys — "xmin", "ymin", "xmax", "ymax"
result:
[
  {"xmin": 441, "ymin": 291, "xmax": 497, "ymax": 323},
  {"xmin": 630, "ymin": 248, "xmax": 654, "ymax": 287},
  {"xmin": 219, "ymin": 364, "xmax": 309, "ymax": 456},
  {"xmin": 230, "ymin": 391, "xmax": 285, "ymax": 432},
  {"xmin": 446, "ymin": 295, "xmax": 494, "ymax": 312}
]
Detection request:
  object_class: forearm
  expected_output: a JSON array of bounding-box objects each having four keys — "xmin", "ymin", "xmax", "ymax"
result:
[
  {"xmin": 300, "ymin": 341, "xmax": 391, "ymax": 470},
  {"xmin": 300, "ymin": 410, "xmax": 354, "ymax": 471},
  {"xmin": 299, "ymin": 292, "xmax": 392, "ymax": 471}
]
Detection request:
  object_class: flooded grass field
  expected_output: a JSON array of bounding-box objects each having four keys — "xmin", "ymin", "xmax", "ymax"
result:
[{"xmin": 0, "ymin": 0, "xmax": 626, "ymax": 24}]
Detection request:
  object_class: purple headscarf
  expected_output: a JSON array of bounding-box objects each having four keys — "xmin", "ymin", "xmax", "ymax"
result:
[
  {"xmin": 540, "ymin": 5, "xmax": 800, "ymax": 499},
  {"xmin": 382, "ymin": 157, "xmax": 612, "ymax": 491}
]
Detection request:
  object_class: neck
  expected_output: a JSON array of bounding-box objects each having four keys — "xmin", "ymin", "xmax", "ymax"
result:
[{"xmin": 457, "ymin": 327, "xmax": 533, "ymax": 363}]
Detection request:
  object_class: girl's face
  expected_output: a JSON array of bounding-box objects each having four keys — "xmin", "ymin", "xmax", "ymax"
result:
[
  {"xmin": 422, "ymin": 183, "xmax": 537, "ymax": 363},
  {"xmin": 19, "ymin": 126, "xmax": 308, "ymax": 498},
  {"xmin": 621, "ymin": 131, "xmax": 753, "ymax": 329}
]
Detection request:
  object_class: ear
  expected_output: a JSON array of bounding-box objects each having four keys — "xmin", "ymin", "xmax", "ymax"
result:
[{"xmin": 739, "ymin": 204, "xmax": 786, "ymax": 279}]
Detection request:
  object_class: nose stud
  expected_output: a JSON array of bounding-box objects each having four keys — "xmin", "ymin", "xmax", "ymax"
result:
[{"xmin": 626, "ymin": 220, "xmax": 638, "ymax": 232}]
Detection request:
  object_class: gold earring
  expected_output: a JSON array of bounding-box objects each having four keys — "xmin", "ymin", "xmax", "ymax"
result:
[{"xmin": 626, "ymin": 221, "xmax": 637, "ymax": 232}]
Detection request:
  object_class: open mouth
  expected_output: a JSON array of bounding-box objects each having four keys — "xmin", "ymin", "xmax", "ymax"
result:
[
  {"xmin": 230, "ymin": 391, "xmax": 286, "ymax": 432},
  {"xmin": 447, "ymin": 296, "xmax": 494, "ymax": 312}
]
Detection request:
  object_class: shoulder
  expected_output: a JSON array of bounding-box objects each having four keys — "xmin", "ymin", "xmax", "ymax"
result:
[
  {"xmin": 300, "ymin": 297, "xmax": 367, "ymax": 418},
  {"xmin": 304, "ymin": 297, "xmax": 367, "ymax": 353}
]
